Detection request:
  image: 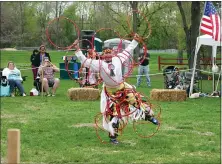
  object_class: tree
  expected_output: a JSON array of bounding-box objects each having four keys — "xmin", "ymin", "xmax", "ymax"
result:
[
  {"xmin": 0, "ymin": 1, "xmax": 188, "ymax": 52},
  {"xmin": 1, "ymin": 2, "xmax": 24, "ymax": 47},
  {"xmin": 177, "ymin": 1, "xmax": 201, "ymax": 69}
]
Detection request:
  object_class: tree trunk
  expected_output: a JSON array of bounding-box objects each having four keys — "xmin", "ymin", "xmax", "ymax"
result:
[
  {"xmin": 177, "ymin": 50, "xmax": 183, "ymax": 64},
  {"xmin": 56, "ymin": 1, "xmax": 59, "ymax": 47},
  {"xmin": 130, "ymin": 1, "xmax": 139, "ymax": 61},
  {"xmin": 177, "ymin": 1, "xmax": 200, "ymax": 69},
  {"xmin": 19, "ymin": 2, "xmax": 24, "ymax": 46},
  {"xmin": 177, "ymin": 2, "xmax": 191, "ymax": 65},
  {"xmin": 190, "ymin": 2, "xmax": 200, "ymax": 70},
  {"xmin": 132, "ymin": 2, "xmax": 138, "ymax": 34}
]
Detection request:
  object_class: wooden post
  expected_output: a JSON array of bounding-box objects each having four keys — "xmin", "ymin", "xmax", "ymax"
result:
[
  {"xmin": 7, "ymin": 129, "xmax": 20, "ymax": 164},
  {"xmin": 41, "ymin": 67, "xmax": 44, "ymax": 97},
  {"xmin": 158, "ymin": 56, "xmax": 161, "ymax": 71}
]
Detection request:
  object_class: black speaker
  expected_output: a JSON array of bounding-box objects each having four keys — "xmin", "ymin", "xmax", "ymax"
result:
[{"xmin": 81, "ymin": 30, "xmax": 95, "ymax": 50}]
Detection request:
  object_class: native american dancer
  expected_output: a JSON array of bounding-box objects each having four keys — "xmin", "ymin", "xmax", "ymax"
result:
[{"xmin": 73, "ymin": 33, "xmax": 159, "ymax": 144}]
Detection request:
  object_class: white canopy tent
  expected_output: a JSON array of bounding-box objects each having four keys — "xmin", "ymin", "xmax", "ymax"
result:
[
  {"xmin": 189, "ymin": 34, "xmax": 222, "ymax": 97},
  {"xmin": 194, "ymin": 34, "xmax": 221, "ymax": 49}
]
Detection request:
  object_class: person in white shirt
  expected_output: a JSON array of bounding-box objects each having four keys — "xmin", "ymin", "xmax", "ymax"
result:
[
  {"xmin": 2, "ymin": 61, "xmax": 26, "ymax": 97},
  {"xmin": 73, "ymin": 34, "xmax": 159, "ymax": 144}
]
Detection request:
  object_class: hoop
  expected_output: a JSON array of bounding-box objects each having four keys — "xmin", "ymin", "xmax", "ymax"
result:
[
  {"xmin": 94, "ymin": 112, "xmax": 109, "ymax": 144},
  {"xmin": 46, "ymin": 16, "xmax": 80, "ymax": 50},
  {"xmin": 64, "ymin": 39, "xmax": 94, "ymax": 83},
  {"xmin": 75, "ymin": 39, "xmax": 103, "ymax": 88},
  {"xmin": 126, "ymin": 10, "xmax": 152, "ymax": 40},
  {"xmin": 133, "ymin": 102, "xmax": 162, "ymax": 138}
]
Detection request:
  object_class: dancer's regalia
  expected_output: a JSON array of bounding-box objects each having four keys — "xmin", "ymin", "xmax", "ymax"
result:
[{"xmin": 74, "ymin": 34, "xmax": 159, "ymax": 144}]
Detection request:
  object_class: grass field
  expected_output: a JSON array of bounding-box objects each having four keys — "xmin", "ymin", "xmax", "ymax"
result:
[{"xmin": 1, "ymin": 50, "xmax": 221, "ymax": 164}]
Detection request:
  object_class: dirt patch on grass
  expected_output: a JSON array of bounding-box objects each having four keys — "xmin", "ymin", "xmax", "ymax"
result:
[
  {"xmin": 1, "ymin": 114, "xmax": 16, "ymax": 119},
  {"xmin": 181, "ymin": 151, "xmax": 211, "ymax": 157},
  {"xmin": 24, "ymin": 104, "xmax": 41, "ymax": 111},
  {"xmin": 2, "ymin": 114, "xmax": 28, "ymax": 124},
  {"xmin": 9, "ymin": 119, "xmax": 28, "ymax": 124},
  {"xmin": 162, "ymin": 125, "xmax": 183, "ymax": 131},
  {"xmin": 163, "ymin": 126, "xmax": 177, "ymax": 130},
  {"xmin": 163, "ymin": 125, "xmax": 214, "ymax": 136},
  {"xmin": 192, "ymin": 130, "xmax": 214, "ymax": 136},
  {"xmin": 70, "ymin": 123, "xmax": 96, "ymax": 128},
  {"xmin": 122, "ymin": 140, "xmax": 137, "ymax": 146}
]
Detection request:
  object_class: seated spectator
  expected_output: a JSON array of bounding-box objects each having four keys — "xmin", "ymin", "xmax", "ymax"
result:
[
  {"xmin": 2, "ymin": 61, "xmax": 26, "ymax": 97},
  {"xmin": 38, "ymin": 57, "xmax": 60, "ymax": 96}
]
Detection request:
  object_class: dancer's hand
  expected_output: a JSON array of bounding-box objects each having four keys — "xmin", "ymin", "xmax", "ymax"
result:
[
  {"xmin": 72, "ymin": 39, "xmax": 80, "ymax": 51},
  {"xmin": 134, "ymin": 33, "xmax": 143, "ymax": 42}
]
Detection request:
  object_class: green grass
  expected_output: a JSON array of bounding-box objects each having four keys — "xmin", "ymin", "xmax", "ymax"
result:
[{"xmin": 1, "ymin": 50, "xmax": 221, "ymax": 164}]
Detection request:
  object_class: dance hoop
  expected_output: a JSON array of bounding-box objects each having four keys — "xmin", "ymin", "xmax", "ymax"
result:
[
  {"xmin": 125, "ymin": 9, "xmax": 152, "ymax": 40},
  {"xmin": 46, "ymin": 16, "xmax": 80, "ymax": 50}
]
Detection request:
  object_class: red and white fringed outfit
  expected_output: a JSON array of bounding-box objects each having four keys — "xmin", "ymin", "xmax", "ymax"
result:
[{"xmin": 75, "ymin": 39, "xmax": 154, "ymax": 137}]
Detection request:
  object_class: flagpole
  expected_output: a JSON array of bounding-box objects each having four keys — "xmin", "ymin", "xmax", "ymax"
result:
[{"xmin": 189, "ymin": 1, "xmax": 207, "ymax": 97}]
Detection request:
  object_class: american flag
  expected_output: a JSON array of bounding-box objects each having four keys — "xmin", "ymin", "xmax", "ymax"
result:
[{"xmin": 200, "ymin": 1, "xmax": 221, "ymax": 41}]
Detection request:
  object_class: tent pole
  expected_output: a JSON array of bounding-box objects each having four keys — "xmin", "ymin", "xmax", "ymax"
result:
[
  {"xmin": 189, "ymin": 2, "xmax": 207, "ymax": 97},
  {"xmin": 212, "ymin": 72, "xmax": 215, "ymax": 91},
  {"xmin": 189, "ymin": 41, "xmax": 200, "ymax": 97},
  {"xmin": 212, "ymin": 45, "xmax": 217, "ymax": 92},
  {"xmin": 189, "ymin": 2, "xmax": 206, "ymax": 97},
  {"xmin": 215, "ymin": 71, "xmax": 221, "ymax": 91}
]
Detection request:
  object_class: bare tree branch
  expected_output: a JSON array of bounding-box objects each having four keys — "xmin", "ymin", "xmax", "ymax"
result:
[
  {"xmin": 101, "ymin": 3, "xmax": 130, "ymax": 35},
  {"xmin": 141, "ymin": 2, "xmax": 168, "ymax": 37}
]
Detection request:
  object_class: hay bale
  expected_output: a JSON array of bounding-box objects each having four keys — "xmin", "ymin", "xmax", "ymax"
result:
[
  {"xmin": 150, "ymin": 89, "xmax": 187, "ymax": 101},
  {"xmin": 67, "ymin": 88, "xmax": 100, "ymax": 101}
]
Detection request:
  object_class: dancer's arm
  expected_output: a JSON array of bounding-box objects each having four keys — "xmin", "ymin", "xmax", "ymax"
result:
[
  {"xmin": 73, "ymin": 41, "xmax": 108, "ymax": 72},
  {"xmin": 75, "ymin": 50, "xmax": 102, "ymax": 72},
  {"xmin": 117, "ymin": 34, "xmax": 141, "ymax": 63}
]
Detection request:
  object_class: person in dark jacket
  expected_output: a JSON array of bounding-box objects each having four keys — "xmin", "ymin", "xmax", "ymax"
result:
[
  {"xmin": 32, "ymin": 45, "xmax": 51, "ymax": 79},
  {"xmin": 30, "ymin": 49, "xmax": 39, "ymax": 80},
  {"xmin": 36, "ymin": 45, "xmax": 51, "ymax": 66},
  {"xmin": 136, "ymin": 46, "xmax": 151, "ymax": 87}
]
